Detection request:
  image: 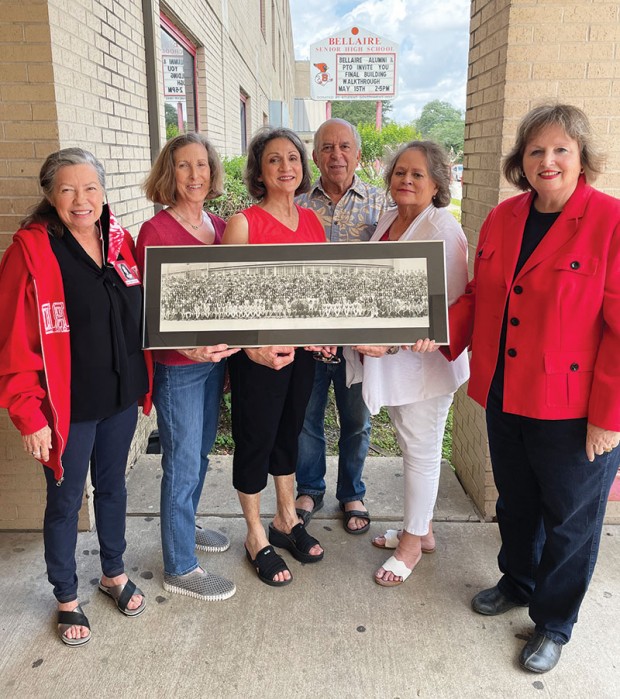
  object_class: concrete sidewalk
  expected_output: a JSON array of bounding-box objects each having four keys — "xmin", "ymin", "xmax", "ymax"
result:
[{"xmin": 1, "ymin": 455, "xmax": 618, "ymax": 698}]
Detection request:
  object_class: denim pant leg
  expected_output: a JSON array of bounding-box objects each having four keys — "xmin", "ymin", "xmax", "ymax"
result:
[
  {"xmin": 194, "ymin": 362, "xmax": 225, "ymax": 513},
  {"xmin": 332, "ymin": 351, "xmax": 371, "ymax": 503},
  {"xmin": 42, "ymin": 402, "xmax": 137, "ymax": 602},
  {"xmin": 154, "ymin": 362, "xmax": 224, "ymax": 576},
  {"xmin": 43, "ymin": 424, "xmax": 95, "ymax": 603},
  {"xmin": 91, "ymin": 402, "xmax": 139, "ymax": 579},
  {"xmin": 296, "ymin": 360, "xmax": 332, "ymax": 496}
]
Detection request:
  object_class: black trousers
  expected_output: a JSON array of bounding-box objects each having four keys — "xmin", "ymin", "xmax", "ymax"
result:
[
  {"xmin": 228, "ymin": 348, "xmax": 315, "ymax": 494},
  {"xmin": 486, "ymin": 383, "xmax": 619, "ymax": 643}
]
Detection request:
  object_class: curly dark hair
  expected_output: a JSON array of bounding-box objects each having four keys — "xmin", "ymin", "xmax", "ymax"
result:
[{"xmin": 244, "ymin": 127, "xmax": 312, "ymax": 200}]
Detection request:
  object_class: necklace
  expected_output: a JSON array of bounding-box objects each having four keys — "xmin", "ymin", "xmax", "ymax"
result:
[{"xmin": 172, "ymin": 208, "xmax": 204, "ymax": 230}]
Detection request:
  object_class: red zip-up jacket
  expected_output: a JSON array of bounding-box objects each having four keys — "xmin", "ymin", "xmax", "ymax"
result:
[{"xmin": 0, "ymin": 208, "xmax": 153, "ymax": 482}]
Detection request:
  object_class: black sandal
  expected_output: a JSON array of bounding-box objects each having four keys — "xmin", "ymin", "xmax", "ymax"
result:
[
  {"xmin": 268, "ymin": 522, "xmax": 324, "ymax": 563},
  {"xmin": 295, "ymin": 492, "xmax": 324, "ymax": 525},
  {"xmin": 57, "ymin": 604, "xmax": 91, "ymax": 647},
  {"xmin": 245, "ymin": 545, "xmax": 292, "ymax": 587},
  {"xmin": 340, "ymin": 501, "xmax": 371, "ymax": 535}
]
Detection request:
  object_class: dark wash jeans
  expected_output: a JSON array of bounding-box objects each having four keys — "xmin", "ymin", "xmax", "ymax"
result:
[
  {"xmin": 296, "ymin": 347, "xmax": 371, "ymax": 504},
  {"xmin": 42, "ymin": 402, "xmax": 138, "ymax": 602},
  {"xmin": 485, "ymin": 384, "xmax": 618, "ymax": 644}
]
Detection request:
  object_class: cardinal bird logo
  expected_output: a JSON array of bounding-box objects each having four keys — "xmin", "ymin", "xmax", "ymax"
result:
[{"xmin": 314, "ymin": 62, "xmax": 333, "ymax": 85}]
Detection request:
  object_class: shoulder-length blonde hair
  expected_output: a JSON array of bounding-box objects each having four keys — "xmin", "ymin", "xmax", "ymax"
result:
[
  {"xmin": 143, "ymin": 132, "xmax": 224, "ymax": 206},
  {"xmin": 504, "ymin": 103, "xmax": 606, "ymax": 191}
]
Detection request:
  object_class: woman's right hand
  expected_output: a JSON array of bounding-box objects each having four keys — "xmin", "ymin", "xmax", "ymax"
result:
[
  {"xmin": 176, "ymin": 345, "xmax": 241, "ymax": 363},
  {"xmin": 22, "ymin": 425, "xmax": 53, "ymax": 462},
  {"xmin": 244, "ymin": 346, "xmax": 295, "ymax": 370}
]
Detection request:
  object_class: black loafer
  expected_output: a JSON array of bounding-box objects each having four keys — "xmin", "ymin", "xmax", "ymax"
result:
[
  {"xmin": 519, "ymin": 633, "xmax": 563, "ymax": 673},
  {"xmin": 471, "ymin": 585, "xmax": 528, "ymax": 615}
]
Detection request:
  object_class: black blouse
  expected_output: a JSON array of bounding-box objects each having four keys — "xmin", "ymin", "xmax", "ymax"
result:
[{"xmin": 49, "ymin": 224, "xmax": 148, "ymax": 422}]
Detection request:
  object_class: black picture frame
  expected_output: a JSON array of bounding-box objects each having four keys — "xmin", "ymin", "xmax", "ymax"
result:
[{"xmin": 142, "ymin": 241, "xmax": 449, "ymax": 348}]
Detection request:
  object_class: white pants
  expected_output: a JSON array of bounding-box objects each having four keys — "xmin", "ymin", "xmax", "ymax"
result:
[{"xmin": 387, "ymin": 392, "xmax": 454, "ymax": 536}]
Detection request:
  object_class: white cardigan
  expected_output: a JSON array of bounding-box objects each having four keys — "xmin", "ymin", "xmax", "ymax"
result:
[{"xmin": 344, "ymin": 205, "xmax": 470, "ymax": 414}]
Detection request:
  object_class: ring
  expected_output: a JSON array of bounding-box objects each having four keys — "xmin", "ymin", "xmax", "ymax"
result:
[{"xmin": 31, "ymin": 451, "xmax": 40, "ymax": 456}]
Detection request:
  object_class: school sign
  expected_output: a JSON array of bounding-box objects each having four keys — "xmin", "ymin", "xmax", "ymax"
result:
[{"xmin": 309, "ymin": 27, "xmax": 398, "ymax": 101}]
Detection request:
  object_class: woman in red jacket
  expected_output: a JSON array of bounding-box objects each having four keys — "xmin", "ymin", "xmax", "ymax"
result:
[
  {"xmin": 0, "ymin": 149, "xmax": 152, "ymax": 646},
  {"xmin": 445, "ymin": 104, "xmax": 620, "ymax": 673}
]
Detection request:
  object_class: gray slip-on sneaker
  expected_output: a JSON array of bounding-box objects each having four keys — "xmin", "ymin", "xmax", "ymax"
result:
[
  {"xmin": 195, "ymin": 525, "xmax": 230, "ymax": 553},
  {"xmin": 163, "ymin": 567, "xmax": 236, "ymax": 601}
]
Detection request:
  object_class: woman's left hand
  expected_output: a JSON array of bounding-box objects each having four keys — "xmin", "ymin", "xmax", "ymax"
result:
[
  {"xmin": 408, "ymin": 338, "xmax": 438, "ymax": 353},
  {"xmin": 177, "ymin": 345, "xmax": 241, "ymax": 363},
  {"xmin": 22, "ymin": 425, "xmax": 53, "ymax": 462},
  {"xmin": 586, "ymin": 423, "xmax": 620, "ymax": 462}
]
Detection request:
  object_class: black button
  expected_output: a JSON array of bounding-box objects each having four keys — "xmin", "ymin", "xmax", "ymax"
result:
[
  {"xmin": 570, "ymin": 363, "xmax": 579, "ymax": 371},
  {"xmin": 570, "ymin": 261, "xmax": 580, "ymax": 270},
  {"xmin": 507, "ymin": 348, "xmax": 517, "ymax": 357},
  {"xmin": 477, "ymin": 249, "xmax": 483, "ymax": 257},
  {"xmin": 510, "ymin": 317, "xmax": 520, "ymax": 326},
  {"xmin": 513, "ymin": 285, "xmax": 523, "ymax": 294}
]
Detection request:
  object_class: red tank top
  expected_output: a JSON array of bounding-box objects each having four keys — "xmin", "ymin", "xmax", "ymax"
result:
[{"xmin": 243, "ymin": 204, "xmax": 326, "ymax": 244}]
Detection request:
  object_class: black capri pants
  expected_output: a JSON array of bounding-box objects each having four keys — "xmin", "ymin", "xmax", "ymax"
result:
[{"xmin": 228, "ymin": 348, "xmax": 315, "ymax": 494}]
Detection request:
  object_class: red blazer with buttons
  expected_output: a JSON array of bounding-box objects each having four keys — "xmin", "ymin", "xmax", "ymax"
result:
[{"xmin": 443, "ymin": 176, "xmax": 620, "ymax": 430}]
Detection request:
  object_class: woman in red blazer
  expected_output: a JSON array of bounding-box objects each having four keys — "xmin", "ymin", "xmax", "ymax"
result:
[{"xmin": 445, "ymin": 104, "xmax": 620, "ymax": 673}]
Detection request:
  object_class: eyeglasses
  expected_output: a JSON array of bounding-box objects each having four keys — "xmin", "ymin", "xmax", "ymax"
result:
[{"xmin": 312, "ymin": 351, "xmax": 341, "ymax": 364}]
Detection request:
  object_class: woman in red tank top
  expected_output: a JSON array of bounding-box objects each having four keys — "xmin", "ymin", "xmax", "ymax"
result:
[{"xmin": 223, "ymin": 127, "xmax": 327, "ymax": 586}]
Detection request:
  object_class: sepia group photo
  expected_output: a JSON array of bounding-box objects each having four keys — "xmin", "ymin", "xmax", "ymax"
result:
[{"xmin": 142, "ymin": 240, "xmax": 449, "ymax": 348}]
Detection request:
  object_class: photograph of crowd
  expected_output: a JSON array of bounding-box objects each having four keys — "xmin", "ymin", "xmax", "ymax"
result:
[
  {"xmin": 142, "ymin": 241, "xmax": 449, "ymax": 348},
  {"xmin": 159, "ymin": 260, "xmax": 429, "ymax": 328}
]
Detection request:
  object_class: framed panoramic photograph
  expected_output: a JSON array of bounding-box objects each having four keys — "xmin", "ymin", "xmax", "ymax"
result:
[{"xmin": 142, "ymin": 241, "xmax": 449, "ymax": 349}]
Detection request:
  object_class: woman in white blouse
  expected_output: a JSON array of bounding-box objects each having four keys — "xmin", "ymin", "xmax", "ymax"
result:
[{"xmin": 347, "ymin": 141, "xmax": 469, "ymax": 586}]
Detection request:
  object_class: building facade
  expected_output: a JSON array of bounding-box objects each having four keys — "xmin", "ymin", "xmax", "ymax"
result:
[{"xmin": 0, "ymin": 0, "xmax": 297, "ymax": 529}]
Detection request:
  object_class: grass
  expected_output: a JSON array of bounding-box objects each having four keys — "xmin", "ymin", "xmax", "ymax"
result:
[{"xmin": 214, "ymin": 386, "xmax": 454, "ymax": 461}]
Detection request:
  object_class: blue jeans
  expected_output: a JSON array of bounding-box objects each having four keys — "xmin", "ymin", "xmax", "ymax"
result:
[
  {"xmin": 42, "ymin": 402, "xmax": 138, "ymax": 602},
  {"xmin": 296, "ymin": 347, "xmax": 371, "ymax": 503},
  {"xmin": 154, "ymin": 361, "xmax": 225, "ymax": 576},
  {"xmin": 486, "ymin": 384, "xmax": 619, "ymax": 644}
]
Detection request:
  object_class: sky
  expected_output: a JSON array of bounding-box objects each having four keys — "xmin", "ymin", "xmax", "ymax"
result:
[{"xmin": 290, "ymin": 0, "xmax": 471, "ymax": 124}]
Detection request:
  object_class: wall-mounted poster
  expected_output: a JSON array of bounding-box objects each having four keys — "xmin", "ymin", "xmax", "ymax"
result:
[{"xmin": 142, "ymin": 241, "xmax": 449, "ymax": 349}]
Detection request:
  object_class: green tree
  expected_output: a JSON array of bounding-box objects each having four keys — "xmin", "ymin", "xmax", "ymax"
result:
[
  {"xmin": 357, "ymin": 122, "xmax": 421, "ymax": 180},
  {"xmin": 164, "ymin": 102, "xmax": 180, "ymax": 140},
  {"xmin": 330, "ymin": 100, "xmax": 392, "ymax": 126},
  {"xmin": 415, "ymin": 100, "xmax": 464, "ymax": 162}
]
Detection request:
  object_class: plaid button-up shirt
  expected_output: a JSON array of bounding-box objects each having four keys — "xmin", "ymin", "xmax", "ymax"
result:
[{"xmin": 296, "ymin": 175, "xmax": 388, "ymax": 242}]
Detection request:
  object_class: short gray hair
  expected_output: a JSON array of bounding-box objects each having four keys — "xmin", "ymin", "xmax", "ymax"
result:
[{"xmin": 313, "ymin": 118, "xmax": 362, "ymax": 152}]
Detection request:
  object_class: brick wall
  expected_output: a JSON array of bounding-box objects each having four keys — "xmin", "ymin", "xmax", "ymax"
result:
[
  {"xmin": 456, "ymin": 0, "xmax": 620, "ymax": 522},
  {"xmin": 0, "ymin": 0, "xmax": 296, "ymax": 530}
]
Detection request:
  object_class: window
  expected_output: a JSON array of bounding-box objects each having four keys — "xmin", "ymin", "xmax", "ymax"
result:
[
  {"xmin": 260, "ymin": 0, "xmax": 266, "ymax": 39},
  {"xmin": 160, "ymin": 15, "xmax": 198, "ymax": 138},
  {"xmin": 240, "ymin": 91, "xmax": 249, "ymax": 153}
]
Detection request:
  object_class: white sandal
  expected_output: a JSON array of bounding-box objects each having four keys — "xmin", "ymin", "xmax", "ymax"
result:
[
  {"xmin": 374, "ymin": 555, "xmax": 415, "ymax": 587},
  {"xmin": 372, "ymin": 528, "xmax": 436, "ymax": 554},
  {"xmin": 372, "ymin": 529, "xmax": 400, "ymax": 549}
]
